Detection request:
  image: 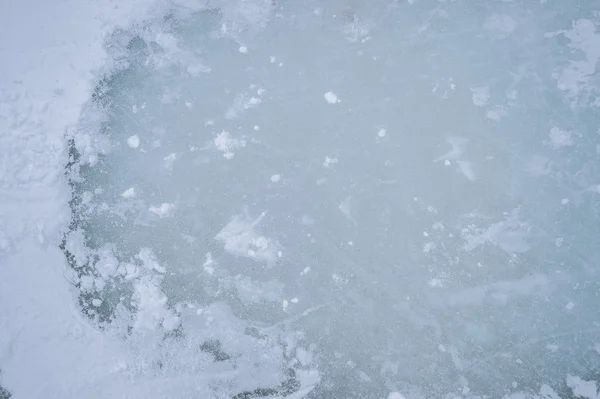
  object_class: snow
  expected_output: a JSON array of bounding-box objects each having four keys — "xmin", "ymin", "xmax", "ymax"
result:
[
  {"xmin": 547, "ymin": 126, "xmax": 575, "ymax": 148},
  {"xmin": 323, "ymin": 155, "xmax": 339, "ymax": 167},
  {"xmin": 0, "ymin": 0, "xmax": 169, "ymax": 396},
  {"xmin": 148, "ymin": 202, "xmax": 175, "ymax": 217},
  {"xmin": 271, "ymin": 174, "xmax": 282, "ymax": 182},
  {"xmin": 127, "ymin": 134, "xmax": 141, "ymax": 149},
  {"xmin": 471, "ymin": 86, "xmax": 490, "ymax": 107},
  {"xmin": 214, "ymin": 130, "xmax": 246, "ymax": 159},
  {"xmin": 566, "ymin": 375, "xmax": 599, "ymax": 399},
  {"xmin": 215, "ymin": 212, "xmax": 280, "ymax": 265},
  {"xmin": 324, "ymin": 91, "xmax": 340, "ymax": 104},
  {"xmin": 122, "ymin": 187, "xmax": 136, "ymax": 198}
]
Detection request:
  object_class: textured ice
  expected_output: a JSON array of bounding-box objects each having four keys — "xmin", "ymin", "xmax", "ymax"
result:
[
  {"xmin": 63, "ymin": 1, "xmax": 600, "ymax": 394},
  {"xmin": 4, "ymin": 0, "xmax": 600, "ymax": 398}
]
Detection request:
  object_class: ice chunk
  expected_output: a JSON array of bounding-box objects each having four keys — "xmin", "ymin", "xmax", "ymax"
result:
[
  {"xmin": 121, "ymin": 187, "xmax": 136, "ymax": 198},
  {"xmin": 214, "ymin": 131, "xmax": 246, "ymax": 159},
  {"xmin": 127, "ymin": 134, "xmax": 140, "ymax": 148},
  {"xmin": 324, "ymin": 91, "xmax": 340, "ymax": 104},
  {"xmin": 149, "ymin": 203, "xmax": 175, "ymax": 218}
]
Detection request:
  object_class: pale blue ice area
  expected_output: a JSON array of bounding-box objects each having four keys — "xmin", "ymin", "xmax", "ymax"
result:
[{"xmin": 64, "ymin": 1, "xmax": 600, "ymax": 398}]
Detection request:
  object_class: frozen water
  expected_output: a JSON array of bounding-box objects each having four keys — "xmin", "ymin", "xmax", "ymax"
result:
[{"xmin": 60, "ymin": 0, "xmax": 600, "ymax": 398}]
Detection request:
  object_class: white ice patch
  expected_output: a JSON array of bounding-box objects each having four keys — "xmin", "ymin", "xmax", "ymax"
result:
[
  {"xmin": 127, "ymin": 134, "xmax": 140, "ymax": 148},
  {"xmin": 388, "ymin": 392, "xmax": 407, "ymax": 399},
  {"xmin": 121, "ymin": 187, "xmax": 136, "ymax": 198},
  {"xmin": 164, "ymin": 152, "xmax": 178, "ymax": 169},
  {"xmin": 547, "ymin": 126, "xmax": 575, "ymax": 148},
  {"xmin": 129, "ymin": 250, "xmax": 177, "ymax": 331},
  {"xmin": 340, "ymin": 10, "xmax": 371, "ymax": 43},
  {"xmin": 486, "ymin": 106, "xmax": 508, "ymax": 121},
  {"xmin": 324, "ymin": 91, "xmax": 340, "ymax": 104},
  {"xmin": 462, "ymin": 209, "xmax": 530, "ymax": 253},
  {"xmin": 94, "ymin": 245, "xmax": 120, "ymax": 279},
  {"xmin": 225, "ymin": 89, "xmax": 265, "ymax": 119},
  {"xmin": 428, "ymin": 278, "xmax": 444, "ymax": 287},
  {"xmin": 132, "ymin": 275, "xmax": 179, "ymax": 331},
  {"xmin": 296, "ymin": 347, "xmax": 313, "ymax": 366},
  {"xmin": 215, "ymin": 212, "xmax": 279, "ymax": 265},
  {"xmin": 546, "ymin": 19, "xmax": 600, "ymax": 106},
  {"xmin": 214, "ymin": 131, "xmax": 246, "ymax": 159},
  {"xmin": 323, "ymin": 155, "xmax": 339, "ymax": 167},
  {"xmin": 149, "ymin": 202, "xmax": 175, "ymax": 218},
  {"xmin": 137, "ymin": 247, "xmax": 167, "ymax": 273},
  {"xmin": 471, "ymin": 86, "xmax": 490, "ymax": 107},
  {"xmin": 270, "ymin": 174, "xmax": 281, "ymax": 182},
  {"xmin": 566, "ymin": 375, "xmax": 599, "ymax": 399},
  {"xmin": 202, "ymin": 252, "xmax": 215, "ymax": 275},
  {"xmin": 332, "ymin": 273, "xmax": 349, "ymax": 286}
]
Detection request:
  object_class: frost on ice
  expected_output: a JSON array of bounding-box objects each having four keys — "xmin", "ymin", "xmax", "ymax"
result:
[
  {"xmin": 471, "ymin": 86, "xmax": 490, "ymax": 107},
  {"xmin": 324, "ymin": 91, "xmax": 340, "ymax": 104},
  {"xmin": 214, "ymin": 131, "xmax": 246, "ymax": 159},
  {"xmin": 547, "ymin": 126, "xmax": 575, "ymax": 149},
  {"xmin": 215, "ymin": 212, "xmax": 280, "ymax": 265},
  {"xmin": 121, "ymin": 187, "xmax": 136, "ymax": 198},
  {"xmin": 127, "ymin": 134, "xmax": 140, "ymax": 148},
  {"xmin": 149, "ymin": 202, "xmax": 175, "ymax": 217}
]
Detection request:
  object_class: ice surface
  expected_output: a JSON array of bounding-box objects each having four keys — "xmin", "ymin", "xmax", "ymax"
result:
[{"xmin": 3, "ymin": 0, "xmax": 600, "ymax": 398}]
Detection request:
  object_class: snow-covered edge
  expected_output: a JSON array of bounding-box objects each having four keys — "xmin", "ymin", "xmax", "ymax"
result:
[
  {"xmin": 0, "ymin": 0, "xmax": 304, "ymax": 398},
  {"xmin": 0, "ymin": 1, "xmax": 179, "ymax": 397}
]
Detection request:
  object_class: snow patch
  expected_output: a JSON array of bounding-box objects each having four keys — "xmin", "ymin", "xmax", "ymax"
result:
[
  {"xmin": 214, "ymin": 131, "xmax": 246, "ymax": 159},
  {"xmin": 471, "ymin": 86, "xmax": 490, "ymax": 107},
  {"xmin": 149, "ymin": 203, "xmax": 175, "ymax": 217},
  {"xmin": 547, "ymin": 126, "xmax": 575, "ymax": 148},
  {"xmin": 127, "ymin": 134, "xmax": 140, "ymax": 149},
  {"xmin": 324, "ymin": 91, "xmax": 340, "ymax": 104}
]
